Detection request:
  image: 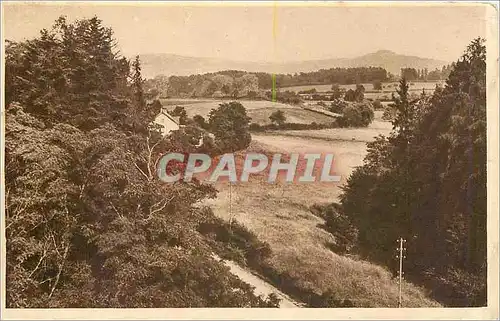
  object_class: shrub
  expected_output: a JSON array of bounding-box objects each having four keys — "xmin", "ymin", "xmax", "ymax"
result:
[
  {"xmin": 208, "ymin": 101, "xmax": 252, "ymax": 152},
  {"xmin": 373, "ymin": 99, "xmax": 383, "ymax": 110},
  {"xmin": 198, "ymin": 214, "xmax": 272, "ymax": 266},
  {"xmin": 382, "ymin": 103, "xmax": 397, "ymax": 121},
  {"xmin": 338, "ymin": 102, "xmax": 374, "ymax": 127},
  {"xmin": 249, "ymin": 121, "xmax": 338, "ymax": 132},
  {"xmin": 170, "ymin": 105, "xmax": 188, "ymax": 124},
  {"xmin": 298, "ymin": 88, "xmax": 317, "ymax": 94},
  {"xmin": 268, "ymin": 90, "xmax": 302, "ymax": 105},
  {"xmin": 372, "ymin": 80, "xmax": 383, "ymax": 91},
  {"xmin": 247, "ymin": 90, "xmax": 258, "ymax": 99},
  {"xmin": 329, "ymin": 99, "xmax": 348, "ymax": 113},
  {"xmin": 269, "ymin": 110, "xmax": 286, "ymax": 126},
  {"xmin": 193, "ymin": 114, "xmax": 209, "ymax": 130},
  {"xmin": 249, "ymin": 123, "xmax": 263, "ymax": 131}
]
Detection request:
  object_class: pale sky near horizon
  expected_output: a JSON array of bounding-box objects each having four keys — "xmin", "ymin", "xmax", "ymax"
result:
[{"xmin": 2, "ymin": 2, "xmax": 489, "ymax": 63}]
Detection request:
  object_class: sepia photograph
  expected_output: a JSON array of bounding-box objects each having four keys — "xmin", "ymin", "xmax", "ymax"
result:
[{"xmin": 1, "ymin": 1, "xmax": 498, "ymax": 319}]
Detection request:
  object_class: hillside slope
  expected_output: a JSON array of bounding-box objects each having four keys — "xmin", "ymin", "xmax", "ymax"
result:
[{"xmin": 203, "ymin": 123, "xmax": 440, "ymax": 307}]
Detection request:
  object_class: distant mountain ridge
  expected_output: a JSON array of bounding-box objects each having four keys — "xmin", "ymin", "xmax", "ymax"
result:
[{"xmin": 139, "ymin": 50, "xmax": 448, "ymax": 79}]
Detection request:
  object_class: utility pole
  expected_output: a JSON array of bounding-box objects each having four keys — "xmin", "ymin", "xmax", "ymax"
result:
[
  {"xmin": 396, "ymin": 237, "xmax": 406, "ymax": 308},
  {"xmin": 228, "ymin": 180, "xmax": 233, "ymax": 230}
]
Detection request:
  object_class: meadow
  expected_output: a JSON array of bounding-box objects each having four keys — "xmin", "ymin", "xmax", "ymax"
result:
[
  {"xmin": 160, "ymin": 99, "xmax": 337, "ymax": 125},
  {"xmin": 285, "ymin": 81, "xmax": 444, "ymax": 99},
  {"xmin": 202, "ymin": 111, "xmax": 439, "ymax": 307}
]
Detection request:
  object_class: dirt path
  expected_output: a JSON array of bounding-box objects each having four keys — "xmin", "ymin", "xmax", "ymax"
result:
[{"xmin": 213, "ymin": 255, "xmax": 302, "ymax": 308}]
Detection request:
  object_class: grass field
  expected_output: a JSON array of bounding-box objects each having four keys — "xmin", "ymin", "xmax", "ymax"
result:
[
  {"xmin": 284, "ymin": 81, "xmax": 444, "ymax": 99},
  {"xmin": 161, "ymin": 98, "xmax": 336, "ymax": 125},
  {"xmin": 269, "ymin": 111, "xmax": 391, "ymax": 142},
  {"xmin": 202, "ymin": 113, "xmax": 439, "ymax": 307}
]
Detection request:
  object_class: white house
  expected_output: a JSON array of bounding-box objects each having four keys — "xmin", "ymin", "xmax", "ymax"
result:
[
  {"xmin": 150, "ymin": 109, "xmax": 211, "ymax": 148},
  {"xmin": 151, "ymin": 109, "xmax": 180, "ymax": 136}
]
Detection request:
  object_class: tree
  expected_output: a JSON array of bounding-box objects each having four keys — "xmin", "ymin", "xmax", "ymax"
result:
[
  {"xmin": 329, "ymin": 99, "xmax": 347, "ymax": 114},
  {"xmin": 401, "ymin": 68, "xmax": 419, "ymax": 81},
  {"xmin": 344, "ymin": 89, "xmax": 356, "ymax": 102},
  {"xmin": 247, "ymin": 90, "xmax": 258, "ymax": 99},
  {"xmin": 269, "ymin": 110, "xmax": 286, "ymax": 126},
  {"xmin": 205, "ymin": 81, "xmax": 218, "ymax": 96},
  {"xmin": 5, "ymin": 16, "xmax": 130, "ymax": 131},
  {"xmin": 391, "ymin": 78, "xmax": 415, "ymax": 140},
  {"xmin": 132, "ymin": 56, "xmax": 145, "ymax": 107},
  {"xmin": 5, "ymin": 16, "xmax": 278, "ymax": 309},
  {"xmin": 221, "ymin": 84, "xmax": 231, "ymax": 96},
  {"xmin": 373, "ymin": 99, "xmax": 383, "ymax": 110},
  {"xmin": 372, "ymin": 80, "xmax": 383, "ymax": 91},
  {"xmin": 330, "ymin": 84, "xmax": 344, "ymax": 99},
  {"xmin": 337, "ymin": 102, "xmax": 374, "ymax": 127},
  {"xmin": 335, "ymin": 38, "xmax": 487, "ymax": 306},
  {"xmin": 208, "ymin": 101, "xmax": 252, "ymax": 152},
  {"xmin": 354, "ymin": 84, "xmax": 365, "ymax": 102},
  {"xmin": 170, "ymin": 106, "xmax": 188, "ymax": 125},
  {"xmin": 193, "ymin": 114, "xmax": 209, "ymax": 130}
]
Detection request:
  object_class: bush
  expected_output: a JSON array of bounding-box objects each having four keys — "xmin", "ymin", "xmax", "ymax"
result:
[
  {"xmin": 267, "ymin": 90, "xmax": 302, "ymax": 105},
  {"xmin": 298, "ymin": 88, "xmax": 317, "ymax": 94},
  {"xmin": 170, "ymin": 105, "xmax": 188, "ymax": 124},
  {"xmin": 372, "ymin": 80, "xmax": 383, "ymax": 91},
  {"xmin": 373, "ymin": 99, "xmax": 383, "ymax": 110},
  {"xmin": 338, "ymin": 102, "xmax": 374, "ymax": 127},
  {"xmin": 419, "ymin": 266, "xmax": 486, "ymax": 307},
  {"xmin": 314, "ymin": 203, "xmax": 358, "ymax": 254},
  {"xmin": 193, "ymin": 114, "xmax": 209, "ymax": 130},
  {"xmin": 382, "ymin": 103, "xmax": 397, "ymax": 121},
  {"xmin": 249, "ymin": 123, "xmax": 263, "ymax": 131},
  {"xmin": 198, "ymin": 214, "xmax": 272, "ymax": 266},
  {"xmin": 247, "ymin": 90, "xmax": 258, "ymax": 99},
  {"xmin": 249, "ymin": 121, "xmax": 338, "ymax": 132},
  {"xmin": 329, "ymin": 99, "xmax": 348, "ymax": 114},
  {"xmin": 208, "ymin": 101, "xmax": 252, "ymax": 152},
  {"xmin": 269, "ymin": 110, "xmax": 286, "ymax": 126}
]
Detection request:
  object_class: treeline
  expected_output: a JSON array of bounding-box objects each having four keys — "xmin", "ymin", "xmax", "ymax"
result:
[
  {"xmin": 4, "ymin": 16, "xmax": 278, "ymax": 308},
  {"xmin": 144, "ymin": 67, "xmax": 389, "ymax": 98},
  {"xmin": 320, "ymin": 39, "xmax": 487, "ymax": 307},
  {"xmin": 401, "ymin": 64, "xmax": 453, "ymax": 81}
]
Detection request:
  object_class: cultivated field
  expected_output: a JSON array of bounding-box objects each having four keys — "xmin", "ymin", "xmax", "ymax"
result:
[
  {"xmin": 161, "ymin": 98, "xmax": 336, "ymax": 125},
  {"xmin": 203, "ymin": 111, "xmax": 439, "ymax": 307}
]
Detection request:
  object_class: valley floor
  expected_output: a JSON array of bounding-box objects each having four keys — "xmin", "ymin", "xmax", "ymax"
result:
[{"xmin": 204, "ymin": 112, "xmax": 440, "ymax": 307}]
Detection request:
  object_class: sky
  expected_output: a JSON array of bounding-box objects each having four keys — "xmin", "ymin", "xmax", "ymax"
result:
[{"xmin": 2, "ymin": 2, "xmax": 489, "ymax": 63}]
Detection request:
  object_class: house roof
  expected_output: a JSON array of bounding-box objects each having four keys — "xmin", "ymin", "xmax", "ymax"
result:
[{"xmin": 159, "ymin": 110, "xmax": 180, "ymax": 125}]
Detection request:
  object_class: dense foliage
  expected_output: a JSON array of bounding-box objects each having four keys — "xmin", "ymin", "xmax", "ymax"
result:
[
  {"xmin": 401, "ymin": 65, "xmax": 453, "ymax": 81},
  {"xmin": 5, "ymin": 16, "xmax": 277, "ymax": 308},
  {"xmin": 144, "ymin": 67, "xmax": 389, "ymax": 98},
  {"xmin": 266, "ymin": 90, "xmax": 303, "ymax": 105},
  {"xmin": 168, "ymin": 105, "xmax": 188, "ymax": 125},
  {"xmin": 208, "ymin": 102, "xmax": 252, "ymax": 153},
  {"xmin": 269, "ymin": 110, "xmax": 286, "ymax": 126},
  {"xmin": 344, "ymin": 84, "xmax": 365, "ymax": 102},
  {"xmin": 249, "ymin": 121, "xmax": 338, "ymax": 132},
  {"xmin": 328, "ymin": 38, "xmax": 487, "ymax": 306},
  {"xmin": 336, "ymin": 102, "xmax": 374, "ymax": 128}
]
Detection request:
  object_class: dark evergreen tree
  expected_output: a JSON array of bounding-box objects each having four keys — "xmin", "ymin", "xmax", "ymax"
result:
[
  {"xmin": 334, "ymin": 38, "xmax": 487, "ymax": 307},
  {"xmin": 5, "ymin": 16, "xmax": 278, "ymax": 309}
]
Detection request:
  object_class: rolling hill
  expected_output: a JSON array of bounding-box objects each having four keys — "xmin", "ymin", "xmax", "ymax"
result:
[{"xmin": 139, "ymin": 50, "xmax": 448, "ymax": 78}]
